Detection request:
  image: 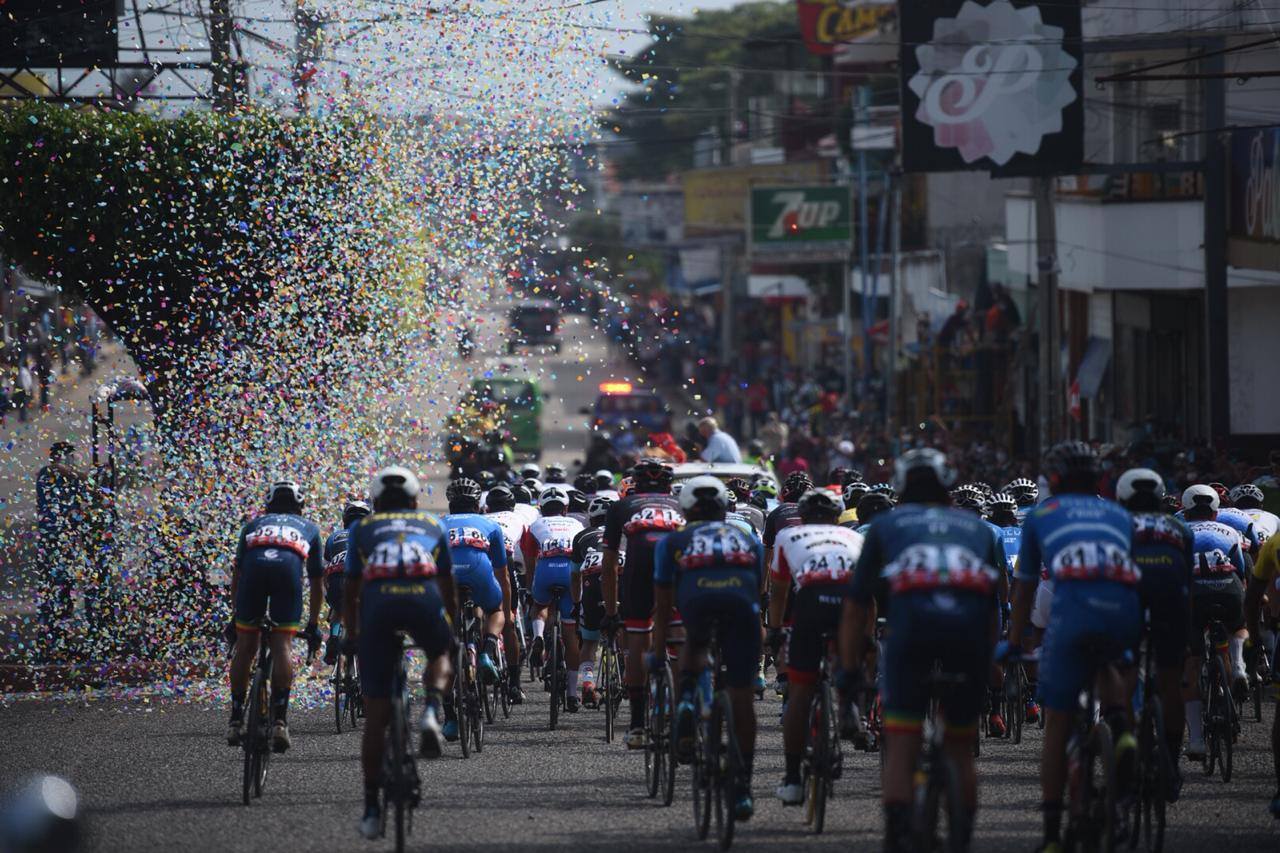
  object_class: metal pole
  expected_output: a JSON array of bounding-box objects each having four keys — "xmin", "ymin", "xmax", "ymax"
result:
[
  {"xmin": 850, "ymin": 86, "xmax": 870, "ymax": 403},
  {"xmin": 1202, "ymin": 41, "xmax": 1229, "ymax": 444},
  {"xmin": 1033, "ymin": 176, "xmax": 1060, "ymax": 455},
  {"xmin": 886, "ymin": 168, "xmax": 902, "ymax": 437},
  {"xmin": 209, "ymin": 0, "xmax": 236, "ymax": 112}
]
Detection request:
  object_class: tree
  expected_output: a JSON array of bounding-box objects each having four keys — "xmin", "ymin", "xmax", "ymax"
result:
[{"xmin": 603, "ymin": 2, "xmax": 823, "ymax": 181}]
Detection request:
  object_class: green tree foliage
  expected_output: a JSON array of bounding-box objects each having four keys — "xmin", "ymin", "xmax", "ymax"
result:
[{"xmin": 603, "ymin": 1, "xmax": 822, "ymax": 181}]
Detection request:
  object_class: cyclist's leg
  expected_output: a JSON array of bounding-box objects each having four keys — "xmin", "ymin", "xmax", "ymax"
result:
[
  {"xmin": 357, "ymin": 588, "xmax": 396, "ymax": 801},
  {"xmin": 579, "ymin": 573, "xmax": 604, "ymax": 701},
  {"xmin": 229, "ymin": 561, "xmax": 267, "ymax": 718},
  {"xmin": 717, "ymin": 593, "xmax": 762, "ymax": 812},
  {"xmin": 879, "ymin": 603, "xmax": 928, "ymax": 851},
  {"xmin": 620, "ymin": 562, "xmax": 656, "ymax": 737},
  {"xmin": 561, "ymin": 593, "xmax": 582, "ymax": 702},
  {"xmin": 265, "ymin": 562, "xmax": 305, "ymax": 728},
  {"xmin": 324, "ymin": 575, "xmax": 344, "ymax": 665},
  {"xmin": 779, "ymin": 587, "xmax": 836, "ymax": 791},
  {"xmin": 1149, "ymin": 581, "xmax": 1191, "ymax": 760},
  {"xmin": 529, "ymin": 563, "xmax": 553, "ymax": 666}
]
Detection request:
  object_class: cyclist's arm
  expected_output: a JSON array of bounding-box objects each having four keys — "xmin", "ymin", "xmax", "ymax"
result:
[
  {"xmin": 343, "ymin": 541, "xmax": 363, "ymax": 639},
  {"xmin": 434, "ymin": 540, "xmax": 456, "ymax": 618},
  {"xmin": 601, "ymin": 505, "xmax": 623, "ymax": 618},
  {"xmin": 841, "ymin": 525, "xmax": 881, "ymax": 673},
  {"xmin": 767, "ymin": 547, "xmax": 789, "ymax": 628},
  {"xmin": 306, "ymin": 531, "xmax": 324, "ymax": 626}
]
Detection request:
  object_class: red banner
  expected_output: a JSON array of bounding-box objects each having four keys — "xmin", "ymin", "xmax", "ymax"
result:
[{"xmin": 796, "ymin": 1, "xmax": 895, "ymax": 56}]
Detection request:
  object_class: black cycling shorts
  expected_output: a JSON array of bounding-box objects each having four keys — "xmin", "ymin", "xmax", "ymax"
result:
[
  {"xmin": 1190, "ymin": 580, "xmax": 1245, "ymax": 644},
  {"xmin": 785, "ymin": 585, "xmax": 844, "ymax": 684},
  {"xmin": 580, "ymin": 572, "xmax": 604, "ymax": 635},
  {"xmin": 676, "ymin": 590, "xmax": 761, "ymax": 690},
  {"xmin": 620, "ymin": 560, "xmax": 655, "ymax": 632}
]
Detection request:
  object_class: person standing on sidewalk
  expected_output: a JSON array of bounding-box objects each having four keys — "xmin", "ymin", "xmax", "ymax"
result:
[{"xmin": 35, "ymin": 441, "xmax": 88, "ymax": 649}]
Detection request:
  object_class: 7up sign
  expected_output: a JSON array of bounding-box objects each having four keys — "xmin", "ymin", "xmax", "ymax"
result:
[{"xmin": 750, "ymin": 185, "xmax": 852, "ymax": 261}]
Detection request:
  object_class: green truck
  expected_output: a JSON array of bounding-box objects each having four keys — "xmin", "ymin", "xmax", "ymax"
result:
[{"xmin": 470, "ymin": 358, "xmax": 544, "ymax": 458}]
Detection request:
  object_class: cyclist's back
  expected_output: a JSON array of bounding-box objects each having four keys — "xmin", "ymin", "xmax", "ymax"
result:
[
  {"xmin": 442, "ymin": 510, "xmax": 507, "ymax": 613},
  {"xmin": 604, "ymin": 487, "xmax": 683, "ymax": 631}
]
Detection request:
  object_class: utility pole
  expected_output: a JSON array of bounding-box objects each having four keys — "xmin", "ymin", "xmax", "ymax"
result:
[
  {"xmin": 209, "ymin": 0, "xmax": 236, "ymax": 112},
  {"xmin": 1202, "ymin": 41, "xmax": 1230, "ymax": 444},
  {"xmin": 886, "ymin": 167, "xmax": 902, "ymax": 439},
  {"xmin": 1033, "ymin": 175, "xmax": 1061, "ymax": 456},
  {"xmin": 720, "ymin": 69, "xmax": 741, "ymax": 377},
  {"xmin": 294, "ymin": 2, "xmax": 323, "ymax": 113}
]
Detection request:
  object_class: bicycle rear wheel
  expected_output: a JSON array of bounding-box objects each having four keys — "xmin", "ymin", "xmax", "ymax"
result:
[
  {"xmin": 241, "ymin": 667, "xmax": 264, "ymax": 805},
  {"xmin": 1074, "ymin": 722, "xmax": 1118, "ymax": 853},
  {"xmin": 645, "ymin": 666, "xmax": 666, "ymax": 799},
  {"xmin": 388, "ymin": 702, "xmax": 407, "ymax": 853},
  {"xmin": 661, "ymin": 670, "xmax": 677, "ymax": 807},
  {"xmin": 455, "ymin": 643, "xmax": 472, "ymax": 760},
  {"xmin": 549, "ymin": 623, "xmax": 562, "ymax": 732},
  {"xmin": 693, "ymin": 707, "xmax": 712, "ymax": 840},
  {"xmin": 713, "ymin": 691, "xmax": 739, "ymax": 851},
  {"xmin": 1142, "ymin": 697, "xmax": 1168, "ymax": 853},
  {"xmin": 601, "ymin": 644, "xmax": 616, "ymax": 743},
  {"xmin": 334, "ymin": 654, "xmax": 346, "ymax": 733},
  {"xmin": 473, "ymin": 680, "xmax": 485, "ymax": 753},
  {"xmin": 805, "ymin": 683, "xmax": 832, "ymax": 834}
]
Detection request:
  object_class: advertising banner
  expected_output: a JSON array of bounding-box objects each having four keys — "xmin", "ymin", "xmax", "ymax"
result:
[
  {"xmin": 796, "ymin": 0, "xmax": 895, "ymax": 57},
  {"xmin": 750, "ymin": 185, "xmax": 852, "ymax": 262},
  {"xmin": 682, "ymin": 161, "xmax": 827, "ymax": 232},
  {"xmin": 1229, "ymin": 127, "xmax": 1280, "ymax": 271},
  {"xmin": 899, "ymin": 0, "xmax": 1083, "ymax": 174}
]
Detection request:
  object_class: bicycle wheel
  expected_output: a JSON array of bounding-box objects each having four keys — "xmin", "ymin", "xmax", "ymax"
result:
[
  {"xmin": 806, "ymin": 683, "xmax": 832, "ymax": 834},
  {"xmin": 334, "ymin": 654, "xmax": 345, "ymax": 733},
  {"xmin": 1076, "ymin": 722, "xmax": 1119, "ymax": 853},
  {"xmin": 349, "ymin": 659, "xmax": 363, "ymax": 729},
  {"xmin": 481, "ymin": 663, "xmax": 496, "ymax": 725},
  {"xmin": 661, "ymin": 670, "xmax": 677, "ymax": 807},
  {"xmin": 713, "ymin": 691, "xmax": 740, "ymax": 851},
  {"xmin": 473, "ymin": 679, "xmax": 485, "ymax": 753},
  {"xmin": 601, "ymin": 644, "xmax": 616, "ymax": 743},
  {"xmin": 241, "ymin": 666, "xmax": 264, "ymax": 805},
  {"xmin": 1007, "ymin": 665, "xmax": 1025, "ymax": 745},
  {"xmin": 1142, "ymin": 697, "xmax": 1167, "ymax": 853},
  {"xmin": 693, "ymin": 706, "xmax": 712, "ymax": 840},
  {"xmin": 252, "ymin": 664, "xmax": 271, "ymax": 799},
  {"xmin": 549, "ymin": 623, "xmax": 562, "ymax": 732},
  {"xmin": 644, "ymin": 666, "xmax": 665, "ymax": 799},
  {"xmin": 388, "ymin": 703, "xmax": 407, "ymax": 853},
  {"xmin": 455, "ymin": 644, "xmax": 472, "ymax": 760}
]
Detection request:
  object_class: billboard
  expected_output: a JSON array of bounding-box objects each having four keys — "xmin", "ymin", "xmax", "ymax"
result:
[
  {"xmin": 899, "ymin": 0, "xmax": 1083, "ymax": 175},
  {"xmin": 1229, "ymin": 127, "xmax": 1280, "ymax": 272},
  {"xmin": 796, "ymin": 0, "xmax": 895, "ymax": 57},
  {"xmin": 682, "ymin": 161, "xmax": 828, "ymax": 232},
  {"xmin": 0, "ymin": 1, "xmax": 118, "ymax": 67},
  {"xmin": 749, "ymin": 185, "xmax": 852, "ymax": 262}
]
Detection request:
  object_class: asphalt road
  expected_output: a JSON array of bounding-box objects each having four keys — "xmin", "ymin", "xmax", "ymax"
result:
[
  {"xmin": 4, "ymin": 311, "xmax": 1279, "ymax": 851},
  {"xmin": 3, "ymin": 676, "xmax": 1280, "ymax": 852}
]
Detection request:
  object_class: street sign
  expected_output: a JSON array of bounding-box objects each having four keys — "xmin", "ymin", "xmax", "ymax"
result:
[{"xmin": 749, "ymin": 185, "xmax": 852, "ymax": 261}]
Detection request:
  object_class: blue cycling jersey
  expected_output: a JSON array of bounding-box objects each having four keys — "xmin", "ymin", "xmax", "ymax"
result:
[
  {"xmin": 1131, "ymin": 512, "xmax": 1194, "ymax": 586},
  {"xmin": 323, "ymin": 526, "xmax": 352, "ymax": 578},
  {"xmin": 1016, "ymin": 494, "xmax": 1137, "ymax": 585},
  {"xmin": 995, "ymin": 524, "xmax": 1022, "ymax": 577},
  {"xmin": 1186, "ymin": 518, "xmax": 1247, "ymax": 580},
  {"xmin": 441, "ymin": 512, "xmax": 508, "ymax": 574},
  {"xmin": 850, "ymin": 504, "xmax": 1004, "ymax": 602},
  {"xmin": 653, "ymin": 520, "xmax": 762, "ymax": 601},
  {"xmin": 345, "ymin": 511, "xmax": 453, "ymax": 582},
  {"xmin": 1215, "ymin": 507, "xmax": 1260, "ymax": 555},
  {"xmin": 983, "ymin": 519, "xmax": 1013, "ymax": 577},
  {"xmin": 235, "ymin": 512, "xmax": 324, "ymax": 580}
]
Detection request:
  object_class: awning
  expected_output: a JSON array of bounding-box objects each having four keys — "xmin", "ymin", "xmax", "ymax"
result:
[
  {"xmin": 1075, "ymin": 336, "xmax": 1113, "ymax": 399},
  {"xmin": 747, "ymin": 274, "xmax": 809, "ymax": 300}
]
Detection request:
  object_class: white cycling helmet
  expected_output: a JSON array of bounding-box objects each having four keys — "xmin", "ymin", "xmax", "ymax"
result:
[
  {"xmin": 539, "ymin": 485, "xmax": 570, "ymax": 509},
  {"xmin": 678, "ymin": 475, "xmax": 731, "ymax": 513},
  {"xmin": 1116, "ymin": 468, "xmax": 1165, "ymax": 504},
  {"xmin": 371, "ymin": 466, "xmax": 421, "ymax": 501},
  {"xmin": 892, "ymin": 447, "xmax": 955, "ymax": 494},
  {"xmin": 1181, "ymin": 484, "xmax": 1219, "ymax": 512},
  {"xmin": 519, "ymin": 463, "xmax": 542, "ymax": 481},
  {"xmin": 266, "ymin": 479, "xmax": 304, "ymax": 508}
]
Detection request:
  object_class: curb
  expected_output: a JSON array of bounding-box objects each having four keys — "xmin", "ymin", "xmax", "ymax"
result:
[{"xmin": 0, "ymin": 659, "xmax": 218, "ymax": 693}]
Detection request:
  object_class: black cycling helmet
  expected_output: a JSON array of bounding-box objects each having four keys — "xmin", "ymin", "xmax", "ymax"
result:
[
  {"xmin": 342, "ymin": 499, "xmax": 371, "ymax": 527},
  {"xmin": 446, "ymin": 477, "xmax": 482, "ymax": 506},
  {"xmin": 573, "ymin": 473, "xmax": 595, "ymax": 493},
  {"xmin": 871, "ymin": 482, "xmax": 897, "ymax": 500},
  {"xmin": 1159, "ymin": 493, "xmax": 1181, "ymax": 514},
  {"xmin": 545, "ymin": 463, "xmax": 567, "ymax": 484},
  {"xmin": 782, "ymin": 471, "xmax": 813, "ymax": 502},
  {"xmin": 725, "ymin": 477, "xmax": 752, "ymax": 502},
  {"xmin": 950, "ymin": 485, "xmax": 984, "ymax": 512},
  {"xmin": 857, "ymin": 492, "xmax": 895, "ymax": 524},
  {"xmin": 477, "ymin": 470, "xmax": 496, "ymax": 491},
  {"xmin": 830, "ymin": 467, "xmax": 861, "ymax": 488},
  {"xmin": 1005, "ymin": 477, "xmax": 1039, "ymax": 506},
  {"xmin": 632, "ymin": 458, "xmax": 674, "ymax": 492},
  {"xmin": 511, "ymin": 483, "xmax": 533, "ymax": 505},
  {"xmin": 587, "ymin": 495, "xmax": 614, "ymax": 525},
  {"xmin": 1044, "ymin": 441, "xmax": 1099, "ymax": 493},
  {"xmin": 567, "ymin": 488, "xmax": 588, "ymax": 513},
  {"xmin": 798, "ymin": 489, "xmax": 843, "ymax": 524},
  {"xmin": 842, "ymin": 480, "xmax": 871, "ymax": 508},
  {"xmin": 748, "ymin": 439, "xmax": 765, "ymax": 457},
  {"xmin": 487, "ymin": 484, "xmax": 516, "ymax": 512}
]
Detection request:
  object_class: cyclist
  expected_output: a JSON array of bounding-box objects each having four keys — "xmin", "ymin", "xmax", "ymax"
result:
[
  {"xmin": 769, "ymin": 488, "xmax": 863, "ymax": 805},
  {"xmin": 227, "ymin": 480, "xmax": 324, "ymax": 752},
  {"xmin": 1215, "ymin": 493, "xmax": 1261, "ymax": 559},
  {"xmin": 839, "ymin": 480, "xmax": 871, "ymax": 528},
  {"xmin": 854, "ymin": 491, "xmax": 895, "ymax": 534},
  {"xmin": 511, "ymin": 482, "xmax": 540, "ymax": 528},
  {"xmin": 572, "ymin": 495, "xmax": 618, "ymax": 707},
  {"xmin": 1117, "ymin": 468, "xmax": 1192, "ymax": 797},
  {"xmin": 764, "ymin": 472, "xmax": 813, "ymax": 573},
  {"xmin": 342, "ymin": 466, "xmax": 455, "ymax": 840},
  {"xmin": 567, "ymin": 488, "xmax": 590, "ymax": 525},
  {"xmin": 521, "ymin": 485, "xmax": 587, "ymax": 711},
  {"xmin": 841, "ymin": 448, "xmax": 1001, "ymax": 853},
  {"xmin": 442, "ymin": 477, "xmax": 510, "ymax": 738},
  {"xmin": 1182, "ymin": 483, "xmax": 1249, "ymax": 757},
  {"xmin": 727, "ymin": 477, "xmax": 765, "ymax": 534},
  {"xmin": 545, "ymin": 462, "xmax": 568, "ymax": 484},
  {"xmin": 594, "ymin": 469, "xmax": 620, "ymax": 501},
  {"xmin": 1232, "ymin": 483, "xmax": 1279, "ymax": 545},
  {"xmin": 323, "ymin": 499, "xmax": 371, "ymax": 665},
  {"xmin": 985, "ymin": 492, "xmax": 1022, "ymax": 576},
  {"xmin": 749, "ymin": 480, "xmax": 779, "ymax": 515},
  {"xmin": 601, "ymin": 459, "xmax": 684, "ymax": 748},
  {"xmin": 657, "ymin": 476, "xmax": 763, "ymax": 822},
  {"xmin": 1006, "ymin": 442, "xmax": 1140, "ymax": 853},
  {"xmin": 484, "ymin": 483, "xmax": 531, "ymax": 702},
  {"xmin": 1245, "ymin": 529, "xmax": 1280, "ymax": 818}
]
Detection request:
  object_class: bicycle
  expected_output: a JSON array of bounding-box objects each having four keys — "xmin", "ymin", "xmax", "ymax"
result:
[
  {"xmin": 1126, "ymin": 613, "xmax": 1171, "ymax": 853},
  {"xmin": 1003, "ymin": 659, "xmax": 1029, "ymax": 745},
  {"xmin": 599, "ymin": 626, "xmax": 624, "ymax": 743},
  {"xmin": 1197, "ymin": 609, "xmax": 1237, "ymax": 783},
  {"xmin": 800, "ymin": 632, "xmax": 842, "ymax": 835},
  {"xmin": 911, "ymin": 669, "xmax": 972, "ymax": 853},
  {"xmin": 1247, "ymin": 631, "xmax": 1273, "ymax": 723},
  {"xmin": 643, "ymin": 652, "xmax": 677, "ymax": 806},
  {"xmin": 240, "ymin": 619, "xmax": 276, "ymax": 806},
  {"xmin": 380, "ymin": 633, "xmax": 420, "ymax": 853},
  {"xmin": 331, "ymin": 626, "xmax": 362, "ymax": 734},
  {"xmin": 687, "ymin": 620, "xmax": 746, "ymax": 851},
  {"xmin": 453, "ymin": 585, "xmax": 485, "ymax": 757},
  {"xmin": 544, "ymin": 584, "xmax": 570, "ymax": 731}
]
